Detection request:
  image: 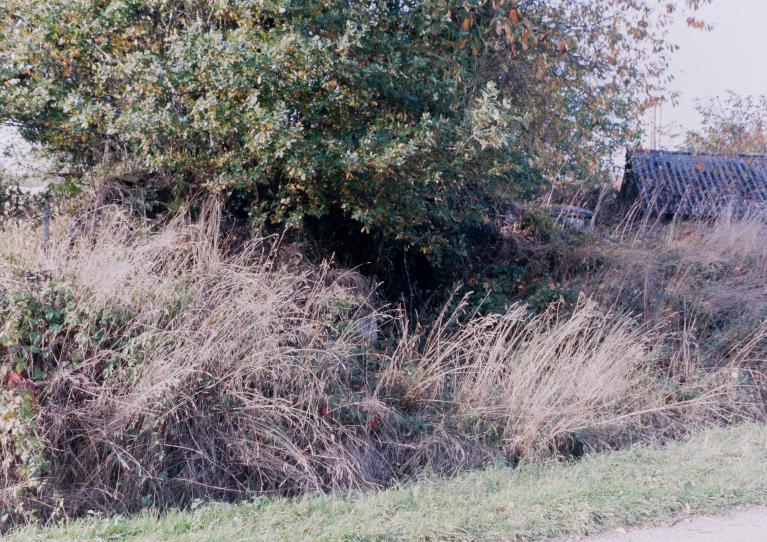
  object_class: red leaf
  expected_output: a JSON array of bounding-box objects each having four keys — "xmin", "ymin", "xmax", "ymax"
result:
[{"xmin": 6, "ymin": 371, "xmax": 35, "ymax": 393}]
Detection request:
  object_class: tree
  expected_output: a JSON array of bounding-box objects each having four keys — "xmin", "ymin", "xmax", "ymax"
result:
[
  {"xmin": 684, "ymin": 93, "xmax": 767, "ymax": 155},
  {"xmin": 0, "ymin": 0, "xmax": 711, "ymax": 263}
]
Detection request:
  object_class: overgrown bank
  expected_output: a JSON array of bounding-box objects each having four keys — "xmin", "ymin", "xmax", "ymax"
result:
[
  {"xmin": 9, "ymin": 423, "xmax": 767, "ymax": 542},
  {"xmin": 1, "ymin": 0, "xmax": 757, "ymax": 534},
  {"xmin": 2, "ymin": 203, "xmax": 765, "ymax": 529}
]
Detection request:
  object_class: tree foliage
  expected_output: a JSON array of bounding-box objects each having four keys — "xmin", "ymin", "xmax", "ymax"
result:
[
  {"xmin": 684, "ymin": 93, "xmax": 767, "ymax": 156},
  {"xmin": 0, "ymin": 0, "xmax": 709, "ymax": 260}
]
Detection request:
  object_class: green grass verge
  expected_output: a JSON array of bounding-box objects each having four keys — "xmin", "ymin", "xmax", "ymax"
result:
[{"xmin": 11, "ymin": 424, "xmax": 767, "ymax": 542}]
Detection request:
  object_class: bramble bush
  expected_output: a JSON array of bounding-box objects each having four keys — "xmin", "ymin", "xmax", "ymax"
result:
[{"xmin": 0, "ymin": 280, "xmax": 140, "ymax": 525}]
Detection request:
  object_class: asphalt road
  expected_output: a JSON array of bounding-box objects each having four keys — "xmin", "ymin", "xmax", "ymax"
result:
[{"xmin": 559, "ymin": 508, "xmax": 767, "ymax": 542}]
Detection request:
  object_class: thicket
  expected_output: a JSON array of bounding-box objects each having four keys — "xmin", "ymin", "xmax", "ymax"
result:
[
  {"xmin": 683, "ymin": 93, "xmax": 767, "ymax": 155},
  {"xmin": 1, "ymin": 204, "xmax": 764, "ymax": 528},
  {"xmin": 0, "ymin": 0, "xmax": 712, "ymax": 287}
]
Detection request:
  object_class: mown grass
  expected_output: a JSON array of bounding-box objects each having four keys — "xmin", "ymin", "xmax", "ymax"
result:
[{"xmin": 10, "ymin": 423, "xmax": 767, "ymax": 542}]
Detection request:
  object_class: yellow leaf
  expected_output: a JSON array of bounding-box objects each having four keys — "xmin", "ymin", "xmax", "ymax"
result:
[
  {"xmin": 503, "ymin": 23, "xmax": 514, "ymax": 44},
  {"xmin": 521, "ymin": 30, "xmax": 530, "ymax": 50}
]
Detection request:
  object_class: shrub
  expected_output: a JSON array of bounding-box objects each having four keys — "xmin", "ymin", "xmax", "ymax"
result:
[{"xmin": 0, "ymin": 0, "xmax": 711, "ymax": 265}]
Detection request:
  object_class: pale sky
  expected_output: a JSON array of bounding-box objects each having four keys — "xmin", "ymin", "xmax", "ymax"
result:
[{"xmin": 653, "ymin": 0, "xmax": 767, "ymax": 148}]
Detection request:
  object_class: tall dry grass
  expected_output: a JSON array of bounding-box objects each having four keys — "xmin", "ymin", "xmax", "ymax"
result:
[
  {"xmin": 582, "ymin": 206, "xmax": 767, "ymax": 425},
  {"xmin": 0, "ymin": 202, "xmax": 761, "ymax": 524},
  {"xmin": 3, "ymin": 204, "xmax": 389, "ymax": 513},
  {"xmin": 382, "ymin": 301, "xmax": 665, "ymax": 458},
  {"xmin": 594, "ymin": 207, "xmax": 767, "ymax": 366}
]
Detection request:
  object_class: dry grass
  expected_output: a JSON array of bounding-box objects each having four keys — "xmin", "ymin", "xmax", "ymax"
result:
[
  {"xmin": 3, "ymin": 203, "xmax": 388, "ymax": 515},
  {"xmin": 592, "ymin": 207, "xmax": 767, "ymax": 368},
  {"xmin": 0, "ymin": 202, "xmax": 763, "ymax": 527},
  {"xmin": 582, "ymin": 207, "xmax": 767, "ymax": 426},
  {"xmin": 382, "ymin": 300, "xmax": 667, "ymax": 459}
]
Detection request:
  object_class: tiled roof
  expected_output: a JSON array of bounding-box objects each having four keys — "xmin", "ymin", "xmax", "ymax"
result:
[{"xmin": 621, "ymin": 149, "xmax": 767, "ymax": 216}]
